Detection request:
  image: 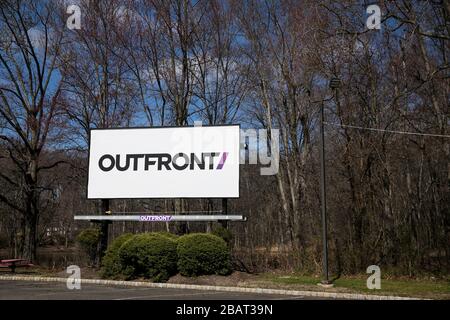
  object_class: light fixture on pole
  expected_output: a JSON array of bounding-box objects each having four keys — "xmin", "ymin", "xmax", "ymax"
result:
[{"xmin": 319, "ymin": 77, "xmax": 340, "ymax": 286}]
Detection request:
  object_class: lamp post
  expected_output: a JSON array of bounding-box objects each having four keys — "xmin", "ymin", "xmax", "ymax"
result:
[
  {"xmin": 319, "ymin": 77, "xmax": 340, "ymax": 286},
  {"xmin": 319, "ymin": 98, "xmax": 330, "ymax": 285}
]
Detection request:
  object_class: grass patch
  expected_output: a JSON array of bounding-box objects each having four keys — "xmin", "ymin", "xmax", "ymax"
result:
[{"xmin": 260, "ymin": 273, "xmax": 450, "ymax": 299}]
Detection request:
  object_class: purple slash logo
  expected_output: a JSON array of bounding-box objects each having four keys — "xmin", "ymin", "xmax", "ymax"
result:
[{"xmin": 216, "ymin": 152, "xmax": 228, "ymax": 170}]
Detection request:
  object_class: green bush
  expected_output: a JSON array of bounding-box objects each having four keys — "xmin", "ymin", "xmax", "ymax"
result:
[
  {"xmin": 76, "ymin": 228, "xmax": 100, "ymax": 263},
  {"xmin": 177, "ymin": 233, "xmax": 232, "ymax": 277},
  {"xmin": 153, "ymin": 231, "xmax": 179, "ymax": 241},
  {"xmin": 212, "ymin": 227, "xmax": 233, "ymax": 246},
  {"xmin": 101, "ymin": 233, "xmax": 134, "ymax": 279},
  {"xmin": 118, "ymin": 232, "xmax": 178, "ymax": 282}
]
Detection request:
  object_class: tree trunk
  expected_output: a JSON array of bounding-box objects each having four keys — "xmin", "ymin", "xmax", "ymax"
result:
[
  {"xmin": 21, "ymin": 157, "xmax": 39, "ymax": 262},
  {"xmin": 21, "ymin": 208, "xmax": 38, "ymax": 262}
]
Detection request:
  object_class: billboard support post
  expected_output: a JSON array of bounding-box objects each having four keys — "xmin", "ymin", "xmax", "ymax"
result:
[
  {"xmin": 98, "ymin": 198, "xmax": 110, "ymax": 264},
  {"xmin": 220, "ymin": 198, "xmax": 228, "ymax": 229}
]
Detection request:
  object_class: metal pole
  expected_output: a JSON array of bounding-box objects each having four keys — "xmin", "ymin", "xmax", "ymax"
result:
[
  {"xmin": 99, "ymin": 199, "xmax": 110, "ymax": 263},
  {"xmin": 320, "ymin": 101, "xmax": 330, "ymax": 284},
  {"xmin": 220, "ymin": 198, "xmax": 228, "ymax": 229}
]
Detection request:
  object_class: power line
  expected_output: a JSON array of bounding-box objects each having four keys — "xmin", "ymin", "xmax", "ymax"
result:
[{"xmin": 323, "ymin": 122, "xmax": 450, "ymax": 138}]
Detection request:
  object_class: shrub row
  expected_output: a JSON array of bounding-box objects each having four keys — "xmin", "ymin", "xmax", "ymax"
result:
[{"xmin": 100, "ymin": 231, "xmax": 232, "ymax": 282}]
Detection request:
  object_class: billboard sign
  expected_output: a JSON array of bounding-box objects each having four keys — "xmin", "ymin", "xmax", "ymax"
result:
[{"xmin": 87, "ymin": 125, "xmax": 240, "ymax": 199}]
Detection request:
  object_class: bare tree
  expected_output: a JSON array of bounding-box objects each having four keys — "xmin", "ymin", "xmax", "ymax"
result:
[
  {"xmin": 0, "ymin": 0, "xmax": 65, "ymax": 261},
  {"xmin": 58, "ymin": 0, "xmax": 139, "ymax": 260}
]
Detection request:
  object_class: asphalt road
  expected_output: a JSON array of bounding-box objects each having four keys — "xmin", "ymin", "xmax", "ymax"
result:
[{"xmin": 0, "ymin": 280, "xmax": 320, "ymax": 300}]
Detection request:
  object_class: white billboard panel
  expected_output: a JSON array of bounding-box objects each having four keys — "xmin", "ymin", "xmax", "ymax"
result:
[{"xmin": 87, "ymin": 125, "xmax": 240, "ymax": 199}]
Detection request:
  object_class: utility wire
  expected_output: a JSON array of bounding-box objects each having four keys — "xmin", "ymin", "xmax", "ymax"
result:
[{"xmin": 323, "ymin": 121, "xmax": 450, "ymax": 138}]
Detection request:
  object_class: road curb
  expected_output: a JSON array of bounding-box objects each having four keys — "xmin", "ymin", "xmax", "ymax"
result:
[{"xmin": 0, "ymin": 275, "xmax": 421, "ymax": 300}]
